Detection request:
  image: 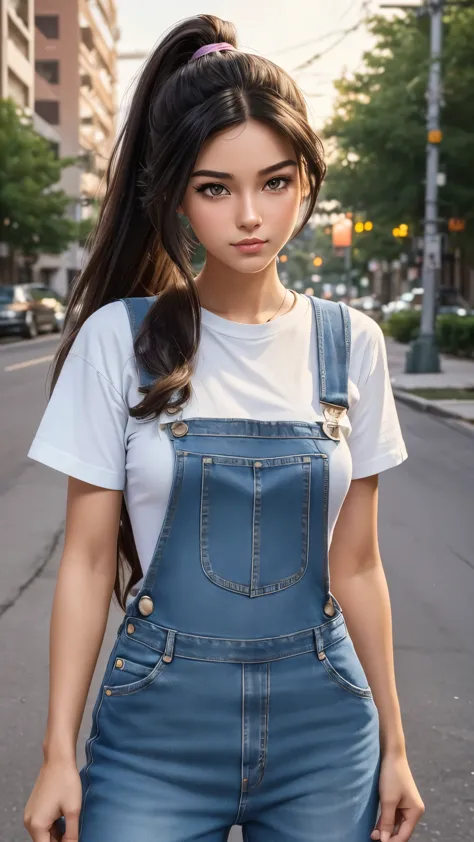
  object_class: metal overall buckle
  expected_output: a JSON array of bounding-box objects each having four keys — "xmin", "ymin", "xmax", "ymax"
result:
[{"xmin": 320, "ymin": 402, "xmax": 347, "ymax": 441}]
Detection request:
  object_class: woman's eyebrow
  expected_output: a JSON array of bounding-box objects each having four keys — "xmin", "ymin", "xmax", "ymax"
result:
[{"xmin": 190, "ymin": 159, "xmax": 298, "ymax": 180}]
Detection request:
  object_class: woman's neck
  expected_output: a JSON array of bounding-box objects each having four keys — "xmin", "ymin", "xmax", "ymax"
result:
[{"xmin": 194, "ymin": 258, "xmax": 293, "ymax": 324}]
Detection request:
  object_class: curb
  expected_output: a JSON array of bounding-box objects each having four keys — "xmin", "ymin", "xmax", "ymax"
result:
[{"xmin": 393, "ymin": 388, "xmax": 473, "ymax": 424}]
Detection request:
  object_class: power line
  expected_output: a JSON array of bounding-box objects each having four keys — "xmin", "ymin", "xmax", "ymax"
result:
[{"xmin": 292, "ymin": 0, "xmax": 372, "ymax": 72}]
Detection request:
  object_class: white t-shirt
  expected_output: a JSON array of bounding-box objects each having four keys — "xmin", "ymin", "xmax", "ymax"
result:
[{"xmin": 28, "ymin": 293, "xmax": 407, "ymax": 597}]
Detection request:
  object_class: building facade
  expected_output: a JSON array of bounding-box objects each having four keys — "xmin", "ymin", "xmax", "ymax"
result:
[
  {"xmin": 33, "ymin": 0, "xmax": 118, "ymax": 294},
  {"xmin": 0, "ymin": 0, "xmax": 34, "ymax": 109}
]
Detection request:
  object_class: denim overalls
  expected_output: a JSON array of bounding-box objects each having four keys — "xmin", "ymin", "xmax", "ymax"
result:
[{"xmin": 74, "ymin": 295, "xmax": 380, "ymax": 842}]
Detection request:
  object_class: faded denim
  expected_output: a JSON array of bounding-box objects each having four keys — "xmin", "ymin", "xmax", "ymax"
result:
[{"xmin": 64, "ymin": 295, "xmax": 380, "ymax": 842}]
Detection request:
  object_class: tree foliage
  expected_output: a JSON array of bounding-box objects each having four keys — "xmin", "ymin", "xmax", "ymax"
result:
[
  {"xmin": 0, "ymin": 98, "xmax": 79, "ymax": 258},
  {"xmin": 322, "ymin": 7, "xmax": 474, "ymax": 254}
]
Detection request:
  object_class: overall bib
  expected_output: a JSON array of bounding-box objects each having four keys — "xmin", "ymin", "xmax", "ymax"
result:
[{"xmin": 75, "ymin": 295, "xmax": 381, "ymax": 842}]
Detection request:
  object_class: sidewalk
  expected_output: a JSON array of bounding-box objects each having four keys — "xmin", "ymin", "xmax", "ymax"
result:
[{"xmin": 385, "ymin": 336, "xmax": 474, "ymax": 424}]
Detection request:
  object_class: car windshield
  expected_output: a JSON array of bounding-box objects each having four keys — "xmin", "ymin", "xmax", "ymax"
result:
[
  {"xmin": 0, "ymin": 286, "xmax": 14, "ymax": 304},
  {"xmin": 439, "ymin": 290, "xmax": 470, "ymax": 308}
]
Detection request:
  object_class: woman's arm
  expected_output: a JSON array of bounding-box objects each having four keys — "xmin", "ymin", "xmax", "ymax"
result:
[
  {"xmin": 43, "ymin": 477, "xmax": 123, "ymax": 762},
  {"xmin": 329, "ymin": 474, "xmax": 424, "ymax": 842},
  {"xmin": 329, "ymin": 473, "xmax": 404, "ymax": 755},
  {"xmin": 25, "ymin": 477, "xmax": 122, "ymax": 842}
]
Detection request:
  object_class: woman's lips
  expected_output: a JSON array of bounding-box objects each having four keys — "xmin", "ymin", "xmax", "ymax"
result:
[{"xmin": 232, "ymin": 241, "xmax": 267, "ymax": 253}]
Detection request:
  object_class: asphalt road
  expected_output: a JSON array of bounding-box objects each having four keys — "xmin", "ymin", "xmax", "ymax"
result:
[{"xmin": 0, "ymin": 335, "xmax": 473, "ymax": 842}]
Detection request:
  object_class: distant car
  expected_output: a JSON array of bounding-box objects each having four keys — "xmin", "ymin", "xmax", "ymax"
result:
[
  {"xmin": 0, "ymin": 284, "xmax": 64, "ymax": 339},
  {"xmin": 349, "ymin": 295, "xmax": 383, "ymax": 322},
  {"xmin": 436, "ymin": 286, "xmax": 473, "ymax": 316},
  {"xmin": 382, "ymin": 286, "xmax": 473, "ymax": 319},
  {"xmin": 25, "ymin": 285, "xmax": 67, "ymax": 332}
]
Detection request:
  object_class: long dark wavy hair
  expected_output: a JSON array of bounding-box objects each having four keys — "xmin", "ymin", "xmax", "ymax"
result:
[{"xmin": 50, "ymin": 14, "xmax": 326, "ymax": 610}]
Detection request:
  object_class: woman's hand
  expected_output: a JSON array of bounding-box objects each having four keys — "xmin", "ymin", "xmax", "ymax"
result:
[
  {"xmin": 371, "ymin": 751, "xmax": 425, "ymax": 842},
  {"xmin": 24, "ymin": 759, "xmax": 82, "ymax": 842}
]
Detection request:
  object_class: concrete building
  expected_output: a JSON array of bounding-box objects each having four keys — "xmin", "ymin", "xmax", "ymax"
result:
[
  {"xmin": 0, "ymin": 0, "xmax": 34, "ymax": 108},
  {"xmin": 33, "ymin": 0, "xmax": 119, "ymax": 294}
]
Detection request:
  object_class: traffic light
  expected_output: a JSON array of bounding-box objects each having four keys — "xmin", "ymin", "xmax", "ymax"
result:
[{"xmin": 392, "ymin": 224, "xmax": 409, "ymax": 238}]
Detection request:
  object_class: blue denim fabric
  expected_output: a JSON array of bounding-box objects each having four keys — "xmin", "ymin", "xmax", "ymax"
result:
[{"xmin": 70, "ymin": 296, "xmax": 380, "ymax": 841}]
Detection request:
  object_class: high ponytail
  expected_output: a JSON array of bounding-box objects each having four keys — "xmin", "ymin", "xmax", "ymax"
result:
[{"xmin": 49, "ymin": 14, "xmax": 325, "ymax": 609}]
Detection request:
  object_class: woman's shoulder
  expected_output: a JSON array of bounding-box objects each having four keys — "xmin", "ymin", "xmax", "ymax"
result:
[
  {"xmin": 346, "ymin": 303, "xmax": 384, "ymax": 353},
  {"xmin": 69, "ymin": 299, "xmax": 135, "ymax": 382},
  {"xmin": 345, "ymin": 304, "xmax": 387, "ymax": 385}
]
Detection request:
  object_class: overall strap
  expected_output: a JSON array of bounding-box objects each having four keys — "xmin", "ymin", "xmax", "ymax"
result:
[
  {"xmin": 120, "ymin": 296, "xmax": 156, "ymax": 387},
  {"xmin": 307, "ymin": 296, "xmax": 351, "ymax": 441}
]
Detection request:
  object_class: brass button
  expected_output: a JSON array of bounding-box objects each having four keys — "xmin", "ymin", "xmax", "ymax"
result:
[
  {"xmin": 115, "ymin": 658, "xmax": 124, "ymax": 669},
  {"xmin": 138, "ymin": 595, "xmax": 154, "ymax": 616},
  {"xmin": 254, "ymin": 461, "xmax": 262, "ymax": 468},
  {"xmin": 105, "ymin": 689, "xmax": 112, "ymax": 696},
  {"xmin": 318, "ymin": 651, "xmax": 326, "ymax": 661},
  {"xmin": 171, "ymin": 421, "xmax": 188, "ymax": 437},
  {"xmin": 323, "ymin": 598, "xmax": 336, "ymax": 617},
  {"xmin": 127, "ymin": 623, "xmax": 135, "ymax": 635}
]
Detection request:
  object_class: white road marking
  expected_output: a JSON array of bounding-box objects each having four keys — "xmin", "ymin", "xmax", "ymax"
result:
[{"xmin": 4, "ymin": 354, "xmax": 55, "ymax": 372}]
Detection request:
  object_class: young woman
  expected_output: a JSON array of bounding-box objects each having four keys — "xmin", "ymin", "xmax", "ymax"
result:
[{"xmin": 24, "ymin": 14, "xmax": 424, "ymax": 842}]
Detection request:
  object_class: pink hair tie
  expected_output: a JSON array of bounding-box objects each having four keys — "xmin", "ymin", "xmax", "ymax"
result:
[{"xmin": 190, "ymin": 42, "xmax": 236, "ymax": 61}]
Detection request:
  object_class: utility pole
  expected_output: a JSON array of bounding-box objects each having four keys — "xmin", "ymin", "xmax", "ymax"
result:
[
  {"xmin": 381, "ymin": 0, "xmax": 444, "ymax": 372},
  {"xmin": 405, "ymin": 0, "xmax": 443, "ymax": 372}
]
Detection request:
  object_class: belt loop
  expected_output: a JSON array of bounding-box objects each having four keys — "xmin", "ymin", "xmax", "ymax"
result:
[
  {"xmin": 163, "ymin": 629, "xmax": 176, "ymax": 664},
  {"xmin": 313, "ymin": 627, "xmax": 325, "ymax": 659}
]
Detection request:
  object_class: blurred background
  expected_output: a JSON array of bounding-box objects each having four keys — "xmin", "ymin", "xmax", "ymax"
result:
[{"xmin": 0, "ymin": 2, "xmax": 473, "ymax": 841}]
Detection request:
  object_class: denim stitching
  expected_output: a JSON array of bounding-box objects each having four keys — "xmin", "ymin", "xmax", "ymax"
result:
[
  {"xmin": 140, "ymin": 450, "xmax": 186, "ymax": 593},
  {"xmin": 79, "ymin": 637, "xmax": 120, "ymax": 837},
  {"xmin": 321, "ymin": 658, "xmax": 373, "ymax": 699},
  {"xmin": 314, "ymin": 296, "xmax": 327, "ymax": 399},
  {"xmin": 250, "ymin": 465, "xmax": 260, "ymax": 596},
  {"xmin": 79, "ymin": 691, "xmax": 105, "ymax": 838},
  {"xmin": 249, "ymin": 663, "xmax": 270, "ymax": 790},
  {"xmin": 122, "ymin": 614, "xmax": 346, "ymax": 652},
  {"xmin": 322, "ymin": 456, "xmax": 330, "ymax": 596},
  {"xmin": 200, "ymin": 456, "xmax": 316, "ymax": 597},
  {"xmin": 104, "ymin": 656, "xmax": 166, "ymax": 696},
  {"xmin": 235, "ymin": 664, "xmax": 249, "ymax": 824}
]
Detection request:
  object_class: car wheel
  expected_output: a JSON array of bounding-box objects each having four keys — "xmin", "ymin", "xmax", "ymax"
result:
[{"xmin": 23, "ymin": 311, "xmax": 38, "ymax": 339}]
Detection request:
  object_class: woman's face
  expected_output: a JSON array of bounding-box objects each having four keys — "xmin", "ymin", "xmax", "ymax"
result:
[{"xmin": 179, "ymin": 118, "xmax": 306, "ymax": 273}]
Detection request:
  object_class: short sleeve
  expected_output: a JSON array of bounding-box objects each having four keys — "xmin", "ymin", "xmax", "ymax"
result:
[
  {"xmin": 348, "ymin": 323, "xmax": 408, "ymax": 480},
  {"xmin": 28, "ymin": 305, "xmax": 130, "ymax": 489}
]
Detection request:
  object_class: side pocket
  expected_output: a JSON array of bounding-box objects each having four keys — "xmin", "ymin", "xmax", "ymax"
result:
[
  {"xmin": 103, "ymin": 655, "xmax": 166, "ymax": 697},
  {"xmin": 319, "ymin": 634, "xmax": 373, "ymax": 699}
]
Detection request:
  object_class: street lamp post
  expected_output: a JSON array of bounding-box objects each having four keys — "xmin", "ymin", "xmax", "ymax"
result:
[{"xmin": 405, "ymin": 0, "xmax": 443, "ymax": 373}]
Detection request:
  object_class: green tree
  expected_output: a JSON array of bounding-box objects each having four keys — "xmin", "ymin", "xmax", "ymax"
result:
[
  {"xmin": 323, "ymin": 7, "xmax": 474, "ymax": 256},
  {"xmin": 0, "ymin": 98, "xmax": 80, "ymax": 282}
]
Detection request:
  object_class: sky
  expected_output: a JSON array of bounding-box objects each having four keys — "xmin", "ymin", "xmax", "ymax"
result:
[{"xmin": 115, "ymin": 0, "xmax": 385, "ymax": 132}]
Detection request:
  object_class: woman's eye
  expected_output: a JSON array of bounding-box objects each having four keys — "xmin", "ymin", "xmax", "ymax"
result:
[
  {"xmin": 194, "ymin": 176, "xmax": 291, "ymax": 198},
  {"xmin": 266, "ymin": 177, "xmax": 291, "ymax": 191},
  {"xmin": 195, "ymin": 183, "xmax": 229, "ymax": 198}
]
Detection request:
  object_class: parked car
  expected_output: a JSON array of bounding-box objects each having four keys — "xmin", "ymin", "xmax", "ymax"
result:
[
  {"xmin": 25, "ymin": 285, "xmax": 67, "ymax": 332},
  {"xmin": 382, "ymin": 286, "xmax": 473, "ymax": 320},
  {"xmin": 0, "ymin": 284, "xmax": 64, "ymax": 339},
  {"xmin": 349, "ymin": 295, "xmax": 383, "ymax": 322}
]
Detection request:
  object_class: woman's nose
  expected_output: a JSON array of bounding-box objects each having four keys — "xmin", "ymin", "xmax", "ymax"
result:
[{"xmin": 236, "ymin": 194, "xmax": 263, "ymax": 229}]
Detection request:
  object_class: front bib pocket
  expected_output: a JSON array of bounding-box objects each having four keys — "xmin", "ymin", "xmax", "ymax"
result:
[{"xmin": 200, "ymin": 453, "xmax": 327, "ymax": 597}]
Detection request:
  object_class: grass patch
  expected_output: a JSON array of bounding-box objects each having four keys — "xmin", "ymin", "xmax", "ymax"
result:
[{"xmin": 407, "ymin": 388, "xmax": 474, "ymax": 400}]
